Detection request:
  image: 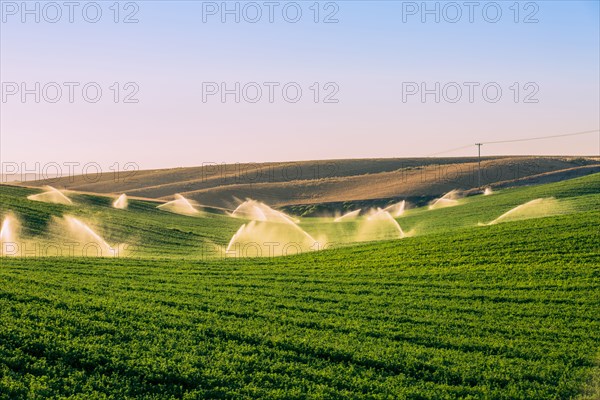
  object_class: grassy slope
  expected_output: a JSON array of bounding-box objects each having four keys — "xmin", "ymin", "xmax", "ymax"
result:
[
  {"xmin": 1, "ymin": 173, "xmax": 599, "ymax": 257},
  {"xmin": 301, "ymin": 173, "xmax": 600, "ymax": 246},
  {"xmin": 395, "ymin": 172, "xmax": 600, "ymax": 236},
  {"xmin": 0, "ymin": 186, "xmax": 241, "ymax": 257},
  {"xmin": 0, "ymin": 174, "xmax": 599, "ymax": 399}
]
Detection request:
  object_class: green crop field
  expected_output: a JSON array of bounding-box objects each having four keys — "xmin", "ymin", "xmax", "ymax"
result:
[{"xmin": 1, "ymin": 174, "xmax": 599, "ymax": 399}]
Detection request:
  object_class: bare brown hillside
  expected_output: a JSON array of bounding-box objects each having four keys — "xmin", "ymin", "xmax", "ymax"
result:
[{"xmin": 20, "ymin": 156, "xmax": 599, "ymax": 208}]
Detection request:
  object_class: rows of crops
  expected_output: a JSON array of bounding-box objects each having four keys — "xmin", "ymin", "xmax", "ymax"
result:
[
  {"xmin": 1, "ymin": 209, "xmax": 599, "ymax": 398},
  {"xmin": 1, "ymin": 174, "xmax": 599, "ymax": 398}
]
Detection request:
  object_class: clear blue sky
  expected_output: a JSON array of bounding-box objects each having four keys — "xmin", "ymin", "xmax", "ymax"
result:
[{"xmin": 1, "ymin": 1, "xmax": 599, "ymax": 170}]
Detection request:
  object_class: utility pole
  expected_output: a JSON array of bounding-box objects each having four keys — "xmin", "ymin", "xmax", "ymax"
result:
[{"xmin": 475, "ymin": 143, "xmax": 483, "ymax": 188}]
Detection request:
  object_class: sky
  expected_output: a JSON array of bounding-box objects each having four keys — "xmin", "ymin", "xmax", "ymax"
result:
[{"xmin": 1, "ymin": 0, "xmax": 599, "ymax": 173}]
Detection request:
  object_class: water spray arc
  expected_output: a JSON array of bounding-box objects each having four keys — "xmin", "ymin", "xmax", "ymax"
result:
[
  {"xmin": 226, "ymin": 199, "xmax": 321, "ymax": 257},
  {"xmin": 231, "ymin": 199, "xmax": 299, "ymax": 223},
  {"xmin": 334, "ymin": 209, "xmax": 361, "ymax": 222},
  {"xmin": 355, "ymin": 208, "xmax": 405, "ymax": 242},
  {"xmin": 485, "ymin": 198, "xmax": 560, "ymax": 225},
  {"xmin": 384, "ymin": 200, "xmax": 406, "ymax": 217},
  {"xmin": 429, "ymin": 190, "xmax": 460, "ymax": 210},
  {"xmin": 157, "ymin": 194, "xmax": 200, "ymax": 215},
  {"xmin": 113, "ymin": 194, "xmax": 128, "ymax": 209},
  {"xmin": 27, "ymin": 186, "xmax": 72, "ymax": 205},
  {"xmin": 59, "ymin": 216, "xmax": 125, "ymax": 257},
  {"xmin": 0, "ymin": 214, "xmax": 20, "ymax": 256}
]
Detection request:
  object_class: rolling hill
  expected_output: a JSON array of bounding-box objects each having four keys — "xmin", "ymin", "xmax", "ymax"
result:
[{"xmin": 18, "ymin": 156, "xmax": 600, "ymax": 209}]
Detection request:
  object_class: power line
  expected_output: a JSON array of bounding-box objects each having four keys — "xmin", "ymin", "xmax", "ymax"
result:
[
  {"xmin": 427, "ymin": 129, "xmax": 600, "ymax": 185},
  {"xmin": 426, "ymin": 144, "xmax": 474, "ymax": 157},
  {"xmin": 427, "ymin": 129, "xmax": 599, "ymax": 157},
  {"xmin": 480, "ymin": 129, "xmax": 599, "ymax": 145}
]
